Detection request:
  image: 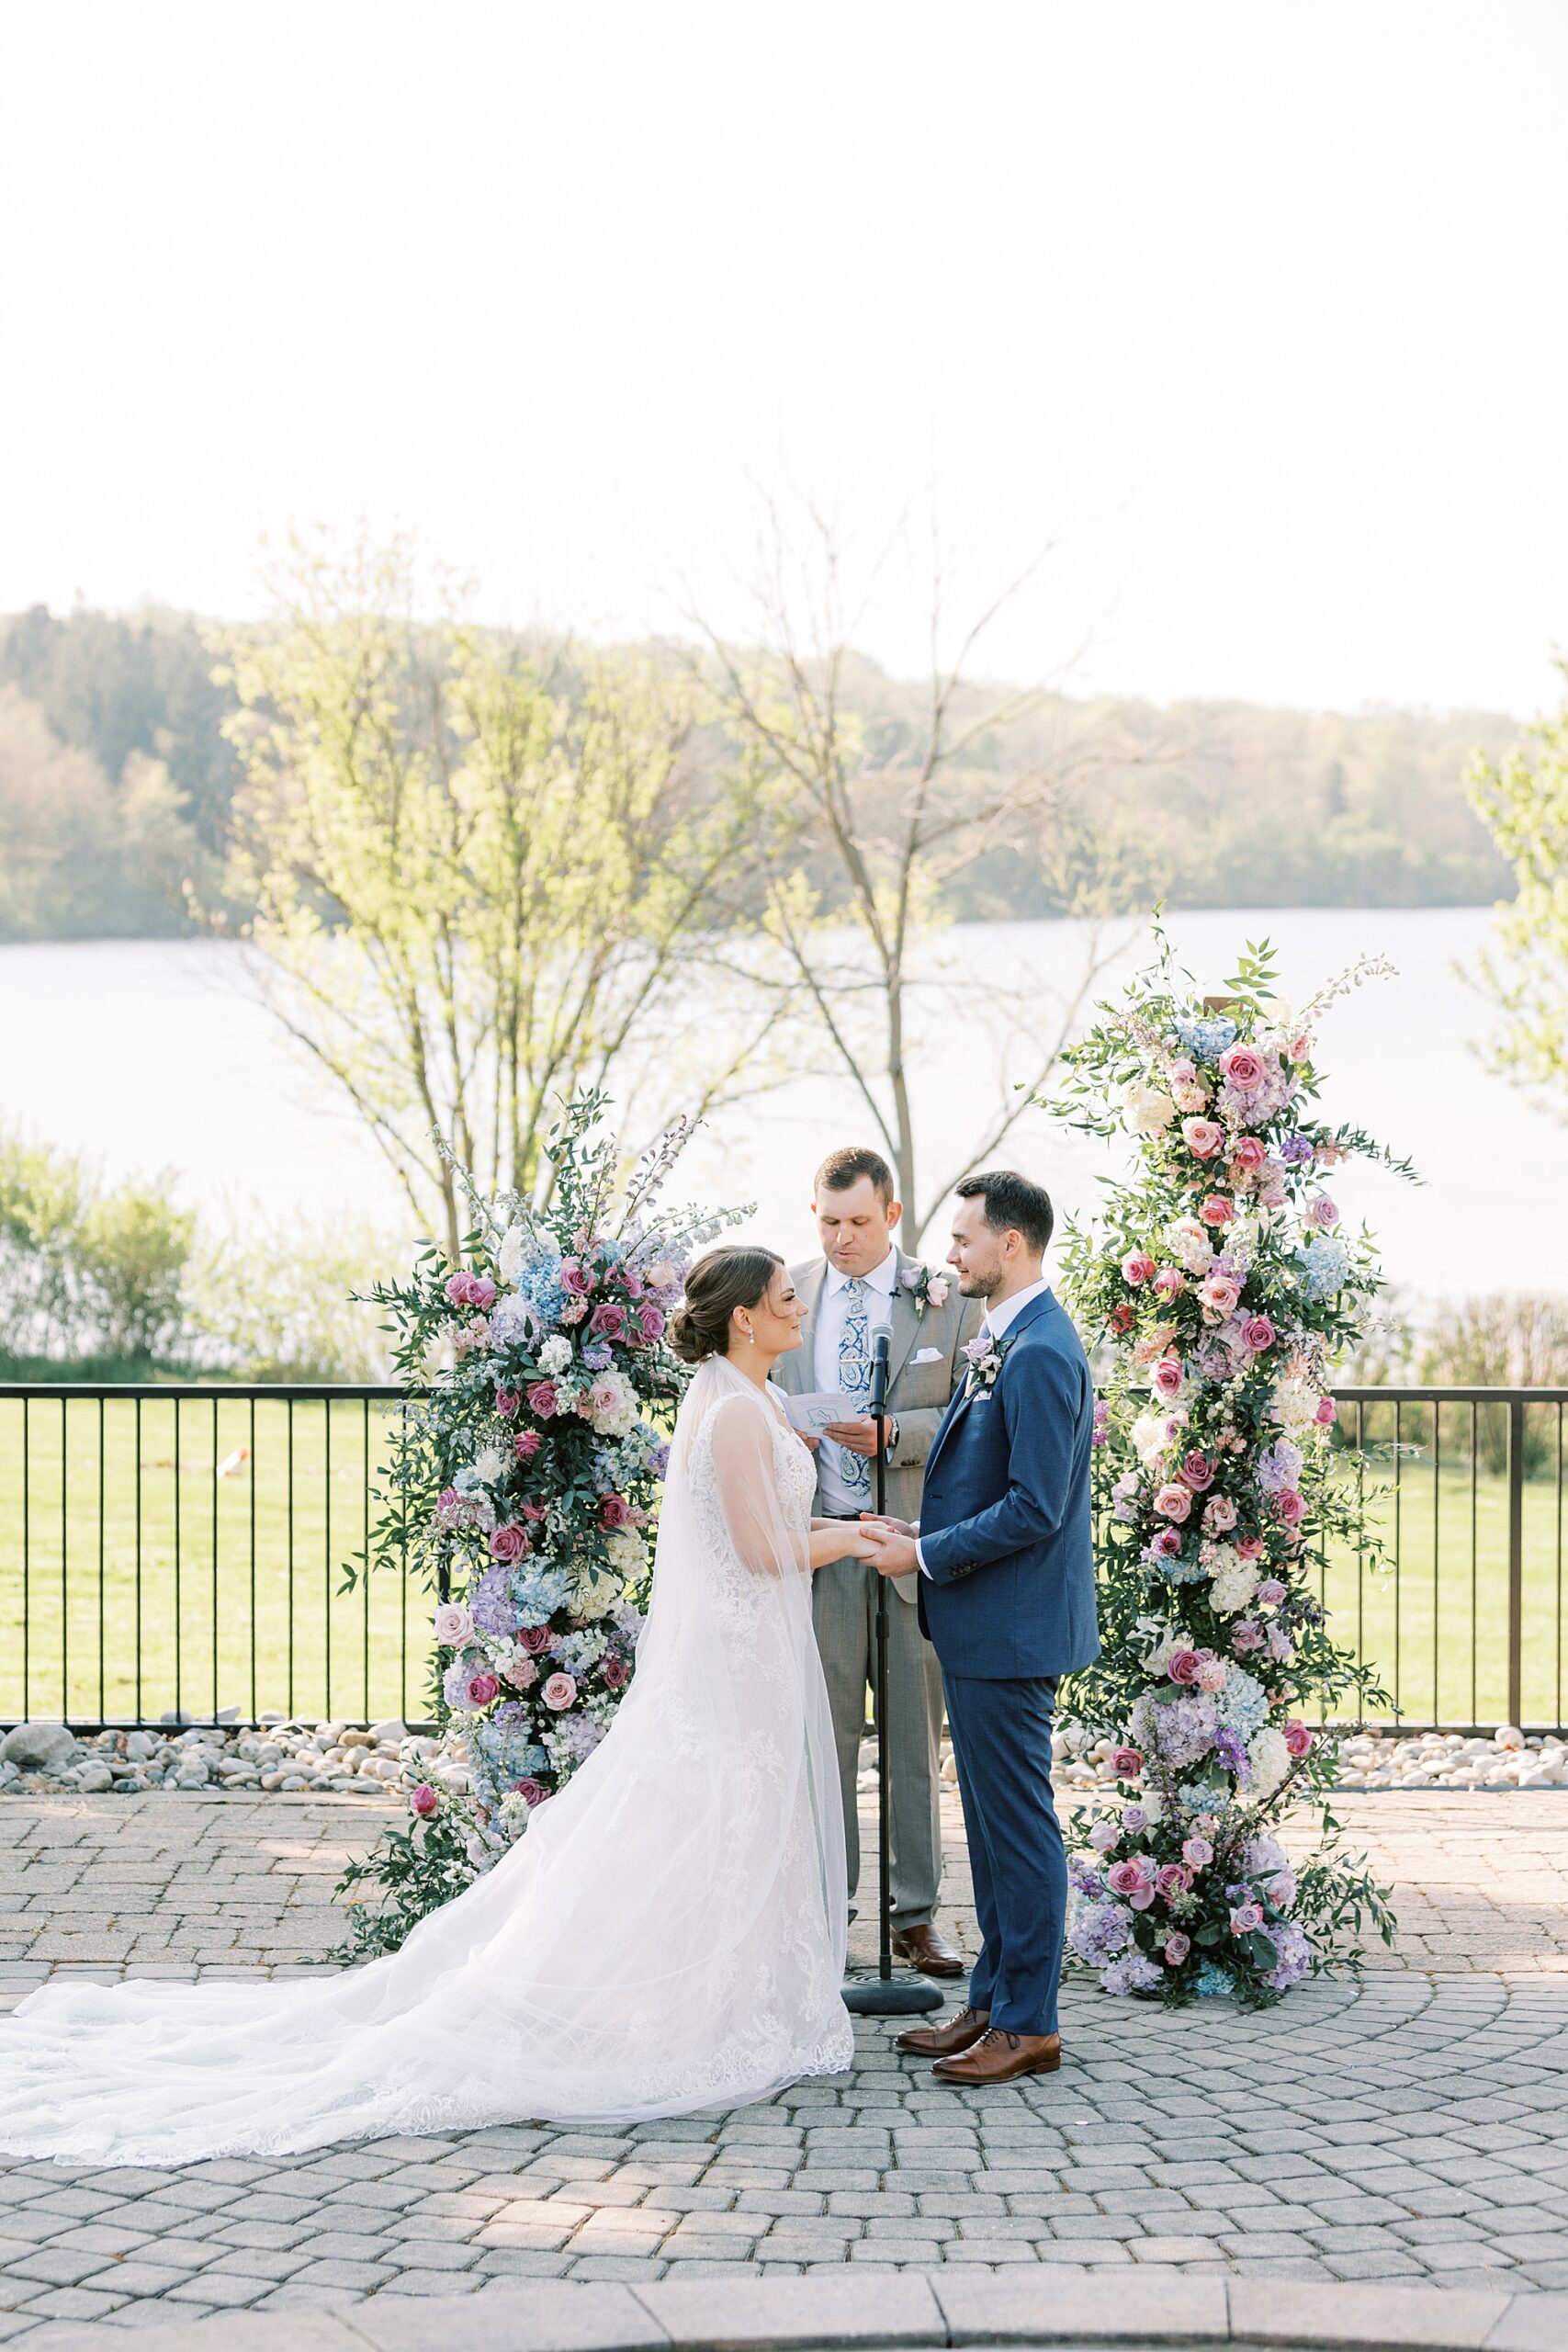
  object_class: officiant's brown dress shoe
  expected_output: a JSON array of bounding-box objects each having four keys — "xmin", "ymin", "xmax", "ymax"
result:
[
  {"xmin": 895, "ymin": 2004, "xmax": 989, "ymax": 2058},
  {"xmin": 892, "ymin": 1922, "xmax": 964, "ymax": 1977},
  {"xmin": 931, "ymin": 2028, "xmax": 1061, "ymax": 2084}
]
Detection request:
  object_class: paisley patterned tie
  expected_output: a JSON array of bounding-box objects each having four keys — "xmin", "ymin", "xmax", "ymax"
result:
[{"xmin": 837, "ymin": 1276, "xmax": 872, "ymax": 1498}]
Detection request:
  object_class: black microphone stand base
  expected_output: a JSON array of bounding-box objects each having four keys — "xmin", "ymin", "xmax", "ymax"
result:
[{"xmin": 841, "ymin": 1973, "xmax": 944, "ymax": 2017}]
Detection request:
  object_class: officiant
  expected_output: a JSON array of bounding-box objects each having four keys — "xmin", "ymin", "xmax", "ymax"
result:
[{"xmin": 772, "ymin": 1146, "xmax": 981, "ymax": 1977}]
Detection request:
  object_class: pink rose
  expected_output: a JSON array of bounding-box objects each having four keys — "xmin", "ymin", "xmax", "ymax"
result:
[
  {"xmin": 468, "ymin": 1276, "xmax": 496, "ymax": 1311},
  {"xmin": 1309, "ymin": 1195, "xmax": 1338, "ymax": 1227},
  {"xmin": 436, "ymin": 1485, "xmax": 459, "ymax": 1513},
  {"xmin": 1199, "ymin": 1272, "xmax": 1242, "ymax": 1319},
  {"xmin": 558, "ymin": 1258, "xmax": 593, "ymax": 1296},
  {"xmin": 637, "ymin": 1304, "xmax": 666, "ymax": 1340},
  {"xmin": 1181, "ymin": 1836, "xmax": 1213, "ymax": 1868},
  {"xmin": 1155, "ymin": 1862, "xmax": 1192, "ymax": 1900},
  {"xmin": 465, "ymin": 1672, "xmax": 500, "ymax": 1708},
  {"xmin": 517, "ymin": 1624, "xmax": 553, "ymax": 1655},
  {"xmin": 1179, "ymin": 1450, "xmax": 1215, "ymax": 1492},
  {"xmin": 1199, "ymin": 1194, "xmax": 1235, "ymax": 1228},
  {"xmin": 1257, "ymin": 1577, "xmax": 1287, "ymax": 1605},
  {"xmin": 1151, "ymin": 1357, "xmax": 1185, "ymax": 1401},
  {"xmin": 519, "ymin": 1498, "xmax": 548, "ymax": 1521},
  {"xmin": 1218, "ymin": 1044, "xmax": 1265, "ymax": 1091},
  {"xmin": 603, "ymin": 1655, "xmax": 631, "ymax": 1690},
  {"xmin": 1289, "ymin": 1034, "xmax": 1311, "ymax": 1062},
  {"xmin": 1276, "ymin": 1487, "xmax": 1305, "ymax": 1527},
  {"xmin": 515, "ymin": 1430, "xmax": 542, "ymax": 1461},
  {"xmin": 589, "ymin": 1301, "xmax": 627, "ymax": 1340},
  {"xmin": 1121, "ymin": 1250, "xmax": 1156, "ymax": 1286},
  {"xmin": 409, "ymin": 1783, "xmax": 439, "ymax": 1816},
  {"xmin": 495, "ymin": 1388, "xmax": 521, "ymax": 1419},
  {"xmin": 1106, "ymin": 1859, "xmax": 1149, "ymax": 1896},
  {"xmin": 1314, "ymin": 1396, "xmax": 1338, "ymax": 1426},
  {"xmin": 1229, "ymin": 1902, "xmax": 1265, "ymax": 1935},
  {"xmin": 1152, "ymin": 1528, "xmax": 1183, "ymax": 1557},
  {"xmin": 526, "ymin": 1381, "xmax": 559, "ymax": 1419},
  {"xmin": 1202, "ymin": 1494, "xmax": 1238, "ymax": 1534},
  {"xmin": 1168, "ymin": 1647, "xmax": 1202, "ymax": 1686},
  {"xmin": 1231, "ymin": 1135, "xmax": 1267, "ymax": 1174},
  {"xmin": 444, "ymin": 1272, "xmax": 470, "ymax": 1307},
  {"xmin": 1128, "ymin": 1885, "xmax": 1155, "ymax": 1912},
  {"xmin": 599, "ymin": 1493, "xmax": 633, "ymax": 1529},
  {"xmin": 1089, "ymin": 1818, "xmax": 1118, "ymax": 1852},
  {"xmin": 1237, "ymin": 1535, "xmax": 1267, "ymax": 1562},
  {"xmin": 927, "ymin": 1275, "xmax": 951, "ymax": 1306},
  {"xmin": 541, "ymin": 1671, "xmax": 577, "ymax": 1711},
  {"xmin": 1182, "ymin": 1118, "xmax": 1224, "ymax": 1159},
  {"xmin": 514, "ymin": 1777, "xmax": 547, "ymax": 1807},
  {"xmin": 1231, "ymin": 1621, "xmax": 1264, "ymax": 1654},
  {"xmin": 1242, "ymin": 1315, "xmax": 1276, "ymax": 1352},
  {"xmin": 1283, "ymin": 1719, "xmax": 1313, "ymax": 1758},
  {"xmin": 1153, "ymin": 1265, "xmax": 1186, "ymax": 1300},
  {"xmin": 489, "ymin": 1522, "xmax": 529, "ymax": 1562},
  {"xmin": 1154, "ymin": 1483, "xmax": 1192, "ymax": 1523},
  {"xmin": 1111, "ymin": 1747, "xmax": 1144, "ymax": 1778},
  {"xmin": 1164, "ymin": 1931, "xmax": 1191, "ymax": 1966},
  {"xmin": 433, "ymin": 1600, "xmax": 473, "ymax": 1646}
]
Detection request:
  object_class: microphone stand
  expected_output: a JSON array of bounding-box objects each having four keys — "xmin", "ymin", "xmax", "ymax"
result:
[{"xmin": 843, "ymin": 1326, "xmax": 942, "ymax": 2018}]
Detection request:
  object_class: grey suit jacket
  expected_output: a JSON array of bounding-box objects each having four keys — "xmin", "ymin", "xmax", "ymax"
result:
[{"xmin": 773, "ymin": 1249, "xmax": 983, "ymax": 1602}]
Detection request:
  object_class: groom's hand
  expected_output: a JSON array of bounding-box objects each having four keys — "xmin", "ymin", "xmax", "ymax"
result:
[
  {"xmin": 824, "ymin": 1415, "xmax": 891, "ymax": 1457},
  {"xmin": 865, "ymin": 1528, "xmax": 920, "ymax": 1577}
]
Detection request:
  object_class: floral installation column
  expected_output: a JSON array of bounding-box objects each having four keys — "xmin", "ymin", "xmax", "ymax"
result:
[
  {"xmin": 1052, "ymin": 938, "xmax": 1412, "ymax": 2007},
  {"xmin": 336, "ymin": 1092, "xmax": 747, "ymax": 1957}
]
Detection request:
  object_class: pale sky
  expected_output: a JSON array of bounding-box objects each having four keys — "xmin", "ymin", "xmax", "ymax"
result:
[{"xmin": 2, "ymin": 0, "xmax": 1565, "ymax": 717}]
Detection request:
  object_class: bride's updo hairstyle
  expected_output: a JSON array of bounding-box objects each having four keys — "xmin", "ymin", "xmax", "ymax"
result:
[{"xmin": 670, "ymin": 1246, "xmax": 784, "ymax": 1364}]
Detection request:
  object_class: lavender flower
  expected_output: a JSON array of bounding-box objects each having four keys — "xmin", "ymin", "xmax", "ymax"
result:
[
  {"xmin": 1261, "ymin": 1920, "xmax": 1312, "ymax": 1990},
  {"xmin": 1101, "ymin": 1951, "xmax": 1164, "ymax": 1996},
  {"xmin": 1153, "ymin": 1690, "xmax": 1218, "ymax": 1769},
  {"xmin": 1067, "ymin": 1899, "xmax": 1134, "ymax": 1966}
]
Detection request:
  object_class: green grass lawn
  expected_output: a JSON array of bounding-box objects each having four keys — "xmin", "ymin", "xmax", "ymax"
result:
[
  {"xmin": 3, "ymin": 1391, "xmax": 1565, "ymax": 1730},
  {"xmin": 0, "ymin": 1395, "xmax": 434, "ymax": 1726}
]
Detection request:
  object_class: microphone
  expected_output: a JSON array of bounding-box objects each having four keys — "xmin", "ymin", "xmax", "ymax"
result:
[{"xmin": 870, "ymin": 1327, "xmax": 890, "ymax": 1418}]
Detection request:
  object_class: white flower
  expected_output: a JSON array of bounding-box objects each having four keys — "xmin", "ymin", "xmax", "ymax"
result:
[
  {"xmin": 539, "ymin": 1335, "xmax": 572, "ymax": 1375},
  {"xmin": 1209, "ymin": 1561, "xmax": 1261, "ymax": 1615},
  {"xmin": 497, "ymin": 1225, "xmax": 526, "ymax": 1285},
  {"xmin": 1248, "ymin": 1725, "xmax": 1291, "ymax": 1798},
  {"xmin": 570, "ymin": 1563, "xmax": 622, "ymax": 1620},
  {"xmin": 473, "ymin": 1446, "xmax": 506, "ymax": 1484},
  {"xmin": 585, "ymin": 1370, "xmax": 638, "ymax": 1436},
  {"xmin": 1164, "ymin": 1216, "xmax": 1214, "ymax": 1276},
  {"xmin": 1139, "ymin": 1623, "xmax": 1186, "ymax": 1679},
  {"xmin": 1270, "ymin": 1375, "xmax": 1320, "ymax": 1434},
  {"xmin": 1138, "ymin": 1788, "xmax": 1166, "ymax": 1827},
  {"xmin": 1131, "ymin": 1409, "xmax": 1177, "ymax": 1465},
  {"xmin": 489, "ymin": 1294, "xmax": 534, "ymax": 1346},
  {"xmin": 1127, "ymin": 1084, "xmax": 1178, "ymax": 1135},
  {"xmin": 605, "ymin": 1529, "xmax": 646, "ymax": 1575}
]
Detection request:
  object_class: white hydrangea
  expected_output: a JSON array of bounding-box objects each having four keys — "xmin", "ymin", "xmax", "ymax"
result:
[
  {"xmin": 497, "ymin": 1224, "xmax": 527, "ymax": 1285},
  {"xmin": 584, "ymin": 1369, "xmax": 639, "ymax": 1436},
  {"xmin": 570, "ymin": 1562, "xmax": 624, "ymax": 1620},
  {"xmin": 1138, "ymin": 1623, "xmax": 1186, "ymax": 1679},
  {"xmin": 605, "ymin": 1528, "xmax": 647, "ymax": 1575},
  {"xmin": 539, "ymin": 1335, "xmax": 573, "ymax": 1375},
  {"xmin": 1248, "ymin": 1724, "xmax": 1291, "ymax": 1798},
  {"xmin": 1225, "ymin": 1213, "xmax": 1261, "ymax": 1270},
  {"xmin": 1132, "ymin": 1409, "xmax": 1176, "ymax": 1465},
  {"xmin": 1164, "ymin": 1216, "xmax": 1214, "ymax": 1276},
  {"xmin": 1126, "ymin": 1084, "xmax": 1178, "ymax": 1135},
  {"xmin": 472, "ymin": 1445, "xmax": 507, "ymax": 1484},
  {"xmin": 1209, "ymin": 1561, "xmax": 1261, "ymax": 1615}
]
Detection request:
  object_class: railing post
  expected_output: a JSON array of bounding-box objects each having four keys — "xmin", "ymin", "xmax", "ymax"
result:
[{"xmin": 1508, "ymin": 1396, "xmax": 1526, "ymax": 1729}]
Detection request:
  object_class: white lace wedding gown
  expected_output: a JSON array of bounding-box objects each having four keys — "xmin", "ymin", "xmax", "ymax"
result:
[{"xmin": 0, "ymin": 1359, "xmax": 852, "ymax": 2163}]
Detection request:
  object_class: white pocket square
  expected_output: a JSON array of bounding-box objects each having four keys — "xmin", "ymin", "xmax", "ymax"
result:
[{"xmin": 912, "ymin": 1346, "xmax": 942, "ymax": 1364}]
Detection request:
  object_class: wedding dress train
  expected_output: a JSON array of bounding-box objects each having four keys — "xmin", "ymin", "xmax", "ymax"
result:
[{"xmin": 0, "ymin": 1358, "xmax": 852, "ymax": 2162}]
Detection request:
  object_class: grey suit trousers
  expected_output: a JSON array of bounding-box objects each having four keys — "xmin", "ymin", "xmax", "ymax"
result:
[{"xmin": 811, "ymin": 1552, "xmax": 945, "ymax": 1927}]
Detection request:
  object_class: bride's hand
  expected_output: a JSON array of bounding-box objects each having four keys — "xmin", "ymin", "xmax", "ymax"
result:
[
  {"xmin": 859, "ymin": 1512, "xmax": 916, "ymax": 1540},
  {"xmin": 836, "ymin": 1524, "xmax": 882, "ymax": 1561}
]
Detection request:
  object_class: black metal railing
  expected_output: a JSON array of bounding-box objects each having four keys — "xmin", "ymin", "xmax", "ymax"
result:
[{"xmin": 2, "ymin": 1381, "xmax": 1567, "ymax": 1735}]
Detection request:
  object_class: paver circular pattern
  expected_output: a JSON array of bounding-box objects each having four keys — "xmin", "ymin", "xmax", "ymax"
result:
[{"xmin": 3, "ymin": 1792, "xmax": 1568, "ymax": 2338}]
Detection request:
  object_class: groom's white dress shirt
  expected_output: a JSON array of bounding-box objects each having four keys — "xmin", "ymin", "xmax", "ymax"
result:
[
  {"xmin": 915, "ymin": 1274, "xmax": 1052, "ymax": 1573},
  {"xmin": 813, "ymin": 1244, "xmax": 897, "ymax": 1517}
]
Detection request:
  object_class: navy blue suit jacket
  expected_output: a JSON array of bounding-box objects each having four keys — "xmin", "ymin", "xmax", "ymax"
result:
[{"xmin": 917, "ymin": 1287, "xmax": 1100, "ymax": 1682}]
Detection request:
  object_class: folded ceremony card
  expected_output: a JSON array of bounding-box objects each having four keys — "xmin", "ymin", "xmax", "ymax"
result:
[{"xmin": 777, "ymin": 1388, "xmax": 861, "ymax": 1434}]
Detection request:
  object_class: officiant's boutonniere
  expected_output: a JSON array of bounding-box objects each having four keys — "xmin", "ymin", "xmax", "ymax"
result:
[
  {"xmin": 963, "ymin": 1329, "xmax": 1014, "ymax": 1397},
  {"xmin": 900, "ymin": 1262, "xmax": 953, "ymax": 1317}
]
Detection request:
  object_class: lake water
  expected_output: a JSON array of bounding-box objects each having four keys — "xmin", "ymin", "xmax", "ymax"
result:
[{"xmin": 2, "ymin": 908, "xmax": 1563, "ymax": 1304}]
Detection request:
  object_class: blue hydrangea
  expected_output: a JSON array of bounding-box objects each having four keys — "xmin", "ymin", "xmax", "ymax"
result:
[
  {"xmin": 1193, "ymin": 1961, "xmax": 1233, "ymax": 1998},
  {"xmin": 508, "ymin": 1562, "xmax": 575, "ymax": 1627},
  {"xmin": 1296, "ymin": 1235, "xmax": 1350, "ymax": 1302},
  {"xmin": 515, "ymin": 1253, "xmax": 569, "ymax": 1329},
  {"xmin": 1214, "ymin": 1665, "xmax": 1271, "ymax": 1741},
  {"xmin": 470, "ymin": 1563, "xmax": 521, "ymax": 1637},
  {"xmin": 1174, "ymin": 1014, "xmax": 1239, "ymax": 1061}
]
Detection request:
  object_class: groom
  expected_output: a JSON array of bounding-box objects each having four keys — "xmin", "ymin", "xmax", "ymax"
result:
[{"xmin": 863, "ymin": 1168, "xmax": 1099, "ymax": 2084}]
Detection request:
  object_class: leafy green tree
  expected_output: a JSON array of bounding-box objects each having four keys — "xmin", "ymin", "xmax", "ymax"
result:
[
  {"xmin": 220, "ymin": 537, "xmax": 784, "ymax": 1260},
  {"xmin": 0, "ymin": 1133, "xmax": 191, "ymax": 1367},
  {"xmin": 1468, "ymin": 658, "xmax": 1568, "ymax": 1110}
]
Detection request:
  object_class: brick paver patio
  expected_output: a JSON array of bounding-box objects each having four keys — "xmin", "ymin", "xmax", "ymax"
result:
[{"xmin": 3, "ymin": 1791, "xmax": 1568, "ymax": 2336}]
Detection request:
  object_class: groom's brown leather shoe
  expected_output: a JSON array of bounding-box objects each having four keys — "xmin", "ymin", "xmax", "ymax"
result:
[
  {"xmin": 892, "ymin": 1922, "xmax": 964, "ymax": 1977},
  {"xmin": 931, "ymin": 2028, "xmax": 1061, "ymax": 2084},
  {"xmin": 896, "ymin": 2004, "xmax": 989, "ymax": 2057}
]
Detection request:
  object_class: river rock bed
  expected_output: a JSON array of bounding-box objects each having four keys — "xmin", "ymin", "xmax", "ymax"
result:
[{"xmin": 0, "ymin": 1713, "xmax": 472, "ymax": 1800}]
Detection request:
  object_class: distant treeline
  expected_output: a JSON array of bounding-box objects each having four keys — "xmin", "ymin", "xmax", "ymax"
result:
[{"xmin": 0, "ymin": 603, "xmax": 1519, "ymax": 942}]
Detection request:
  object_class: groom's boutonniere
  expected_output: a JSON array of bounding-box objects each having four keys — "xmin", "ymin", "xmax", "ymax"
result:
[
  {"xmin": 900, "ymin": 1262, "xmax": 952, "ymax": 1317},
  {"xmin": 963, "ymin": 1329, "xmax": 1013, "ymax": 1398}
]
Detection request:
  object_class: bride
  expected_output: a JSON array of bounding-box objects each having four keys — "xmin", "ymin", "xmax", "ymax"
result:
[{"xmin": 0, "ymin": 1246, "xmax": 871, "ymax": 2164}]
